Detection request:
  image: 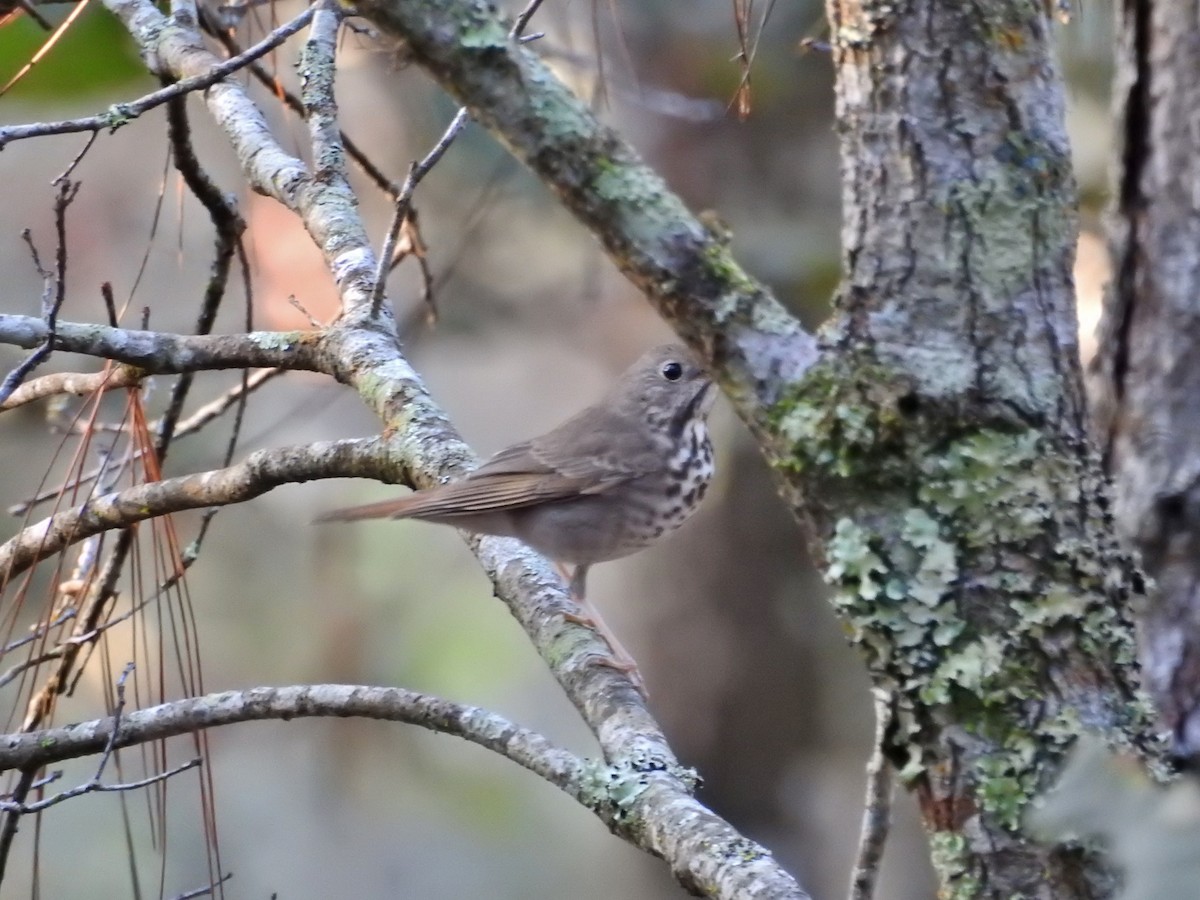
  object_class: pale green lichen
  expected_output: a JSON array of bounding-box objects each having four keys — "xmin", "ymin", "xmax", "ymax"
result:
[
  {"xmin": 103, "ymin": 103, "xmax": 136, "ymax": 129},
  {"xmin": 577, "ymin": 754, "xmax": 698, "ymax": 820},
  {"xmin": 928, "ymin": 832, "xmax": 980, "ymax": 900},
  {"xmin": 247, "ymin": 331, "xmax": 301, "ymax": 352},
  {"xmin": 770, "ymin": 351, "xmax": 1151, "ymax": 870}
]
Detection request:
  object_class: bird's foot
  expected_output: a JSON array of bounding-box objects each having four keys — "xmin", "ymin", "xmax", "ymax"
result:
[
  {"xmin": 561, "ymin": 609, "xmax": 647, "ymax": 697},
  {"xmin": 590, "ymin": 653, "xmax": 648, "ymax": 698}
]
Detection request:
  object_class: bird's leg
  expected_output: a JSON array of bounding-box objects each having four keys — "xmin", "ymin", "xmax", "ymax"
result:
[{"xmin": 556, "ymin": 564, "xmax": 646, "ymax": 692}]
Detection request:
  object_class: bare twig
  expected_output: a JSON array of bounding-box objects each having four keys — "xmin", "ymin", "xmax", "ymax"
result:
[
  {"xmin": 0, "ymin": 365, "xmax": 143, "ymax": 412},
  {"xmin": 174, "ymin": 368, "xmax": 282, "ymax": 436},
  {"xmin": 0, "ymin": 8, "xmax": 315, "ymax": 149},
  {"xmin": 3, "ymin": 758, "xmax": 203, "ymax": 814},
  {"xmin": 0, "ymin": 438, "xmax": 386, "ymax": 580},
  {"xmin": 367, "ymin": 0, "xmax": 550, "ymax": 317},
  {"xmin": 159, "ymin": 70, "xmax": 246, "ymax": 468},
  {"xmin": 0, "ymin": 685, "xmax": 586, "ymax": 794},
  {"xmin": 512, "ymin": 0, "xmax": 546, "ymax": 38},
  {"xmin": 1, "ymin": 609, "xmax": 76, "ymax": 656},
  {"xmin": 56, "ymin": 131, "xmax": 101, "ymax": 182},
  {"xmin": 848, "ymin": 688, "xmax": 895, "ymax": 900},
  {"xmin": 169, "ymin": 872, "xmax": 233, "ymax": 900},
  {"xmin": 0, "ymin": 663, "xmax": 201, "ymax": 814},
  {"xmin": 368, "ymin": 106, "xmax": 469, "ymax": 317},
  {"xmin": 0, "ymin": 183, "xmax": 78, "ymax": 407}
]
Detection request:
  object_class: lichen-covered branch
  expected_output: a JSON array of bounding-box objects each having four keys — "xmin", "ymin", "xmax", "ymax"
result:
[
  {"xmin": 0, "ymin": 314, "xmax": 321, "ymax": 373},
  {"xmin": 349, "ymin": 0, "xmax": 817, "ymax": 440},
  {"xmin": 340, "ymin": 0, "xmax": 1159, "ymax": 894},
  {"xmin": 0, "ymin": 681, "xmax": 804, "ymax": 894}
]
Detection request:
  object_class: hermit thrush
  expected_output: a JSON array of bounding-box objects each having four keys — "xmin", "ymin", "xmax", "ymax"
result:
[{"xmin": 318, "ymin": 344, "xmax": 717, "ymax": 675}]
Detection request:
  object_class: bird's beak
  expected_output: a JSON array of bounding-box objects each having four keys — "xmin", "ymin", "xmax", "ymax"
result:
[{"xmin": 693, "ymin": 379, "xmax": 718, "ymax": 416}]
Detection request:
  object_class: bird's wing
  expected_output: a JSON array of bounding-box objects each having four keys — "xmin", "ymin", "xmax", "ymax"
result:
[
  {"xmin": 525, "ymin": 405, "xmax": 663, "ymax": 485},
  {"xmin": 318, "ymin": 408, "xmax": 662, "ymax": 524},
  {"xmin": 323, "ymin": 440, "xmax": 629, "ymax": 523}
]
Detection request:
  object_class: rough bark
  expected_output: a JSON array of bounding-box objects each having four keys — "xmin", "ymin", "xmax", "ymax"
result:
[
  {"xmin": 1090, "ymin": 0, "xmax": 1200, "ymax": 761},
  {"xmin": 765, "ymin": 2, "xmax": 1154, "ymax": 896}
]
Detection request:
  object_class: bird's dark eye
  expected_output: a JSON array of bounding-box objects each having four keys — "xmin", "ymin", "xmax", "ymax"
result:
[{"xmin": 661, "ymin": 361, "xmax": 684, "ymax": 382}]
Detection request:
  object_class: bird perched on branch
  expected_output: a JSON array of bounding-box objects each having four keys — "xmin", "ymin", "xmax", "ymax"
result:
[{"xmin": 318, "ymin": 343, "xmax": 718, "ymax": 681}]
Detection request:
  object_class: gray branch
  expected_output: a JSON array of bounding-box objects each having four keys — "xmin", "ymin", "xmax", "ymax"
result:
[
  {"xmin": 0, "ymin": 314, "xmax": 322, "ymax": 373},
  {"xmin": 351, "ymin": 0, "xmax": 818, "ymax": 443},
  {"xmin": 0, "ymin": 685, "xmax": 587, "ymax": 799},
  {"xmin": 0, "ymin": 438, "xmax": 386, "ymax": 579}
]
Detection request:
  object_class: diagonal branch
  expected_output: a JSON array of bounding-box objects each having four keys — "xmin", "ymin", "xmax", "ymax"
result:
[
  {"xmin": 0, "ymin": 438, "xmax": 386, "ymax": 581},
  {"xmin": 350, "ymin": 0, "xmax": 818, "ymax": 445}
]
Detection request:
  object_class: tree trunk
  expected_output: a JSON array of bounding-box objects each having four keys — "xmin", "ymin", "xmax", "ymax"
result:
[
  {"xmin": 771, "ymin": 2, "xmax": 1154, "ymax": 895},
  {"xmin": 1091, "ymin": 0, "xmax": 1200, "ymax": 762}
]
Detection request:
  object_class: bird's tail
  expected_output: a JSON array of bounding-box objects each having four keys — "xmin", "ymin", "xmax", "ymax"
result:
[{"xmin": 313, "ymin": 495, "xmax": 420, "ymax": 523}]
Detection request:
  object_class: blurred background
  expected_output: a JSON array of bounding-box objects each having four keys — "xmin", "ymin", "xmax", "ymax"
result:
[{"xmin": 0, "ymin": 2, "xmax": 1114, "ymax": 897}]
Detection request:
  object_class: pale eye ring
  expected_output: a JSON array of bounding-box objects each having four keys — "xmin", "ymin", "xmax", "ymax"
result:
[{"xmin": 661, "ymin": 361, "xmax": 683, "ymax": 381}]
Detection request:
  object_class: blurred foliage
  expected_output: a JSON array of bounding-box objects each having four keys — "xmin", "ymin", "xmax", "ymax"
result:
[{"xmin": 0, "ymin": 4, "xmax": 146, "ymax": 101}]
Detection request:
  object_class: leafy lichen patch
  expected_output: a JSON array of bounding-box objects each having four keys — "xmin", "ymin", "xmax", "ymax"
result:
[{"xmin": 771, "ymin": 350, "xmax": 1151, "ymax": 834}]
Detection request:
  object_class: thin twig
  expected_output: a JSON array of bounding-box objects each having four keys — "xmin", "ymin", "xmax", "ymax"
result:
[
  {"xmin": 848, "ymin": 688, "xmax": 895, "ymax": 900},
  {"xmin": 158, "ymin": 73, "xmax": 245, "ymax": 463},
  {"xmin": 0, "ymin": 184, "xmax": 77, "ymax": 407},
  {"xmin": 511, "ymin": 0, "xmax": 546, "ymax": 38},
  {"xmin": 56, "ymin": 131, "xmax": 101, "ymax": 182},
  {"xmin": 368, "ymin": 108, "xmax": 469, "ymax": 316},
  {"xmin": 0, "ymin": 663, "xmax": 203, "ymax": 813},
  {"xmin": 169, "ymin": 873, "xmax": 233, "ymax": 900},
  {"xmin": 1, "ymin": 609, "xmax": 76, "ymax": 655},
  {"xmin": 368, "ymin": 0, "xmax": 549, "ymax": 317},
  {"xmin": 0, "ymin": 8, "xmax": 315, "ymax": 149}
]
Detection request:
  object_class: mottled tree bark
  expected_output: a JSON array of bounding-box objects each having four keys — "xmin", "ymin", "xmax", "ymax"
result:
[
  {"xmin": 775, "ymin": 1, "xmax": 1154, "ymax": 895},
  {"xmin": 1091, "ymin": 0, "xmax": 1200, "ymax": 761}
]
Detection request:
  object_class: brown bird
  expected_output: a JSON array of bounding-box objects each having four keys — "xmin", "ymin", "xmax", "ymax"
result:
[{"xmin": 318, "ymin": 343, "xmax": 718, "ymax": 675}]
